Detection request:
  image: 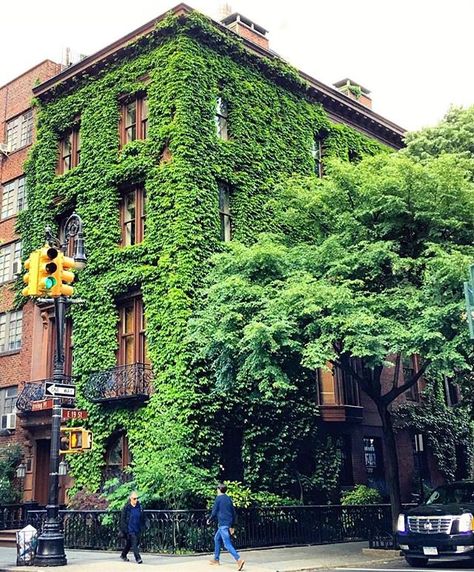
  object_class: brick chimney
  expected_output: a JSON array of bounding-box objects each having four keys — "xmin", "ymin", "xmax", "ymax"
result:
[
  {"xmin": 221, "ymin": 13, "xmax": 269, "ymax": 51},
  {"xmin": 333, "ymin": 78, "xmax": 372, "ymax": 109}
]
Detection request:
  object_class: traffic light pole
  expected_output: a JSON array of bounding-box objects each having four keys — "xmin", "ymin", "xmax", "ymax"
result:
[{"xmin": 35, "ymin": 295, "xmax": 68, "ymax": 567}]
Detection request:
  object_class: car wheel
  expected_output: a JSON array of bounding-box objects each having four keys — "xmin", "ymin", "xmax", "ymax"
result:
[{"xmin": 405, "ymin": 556, "xmax": 429, "ymax": 567}]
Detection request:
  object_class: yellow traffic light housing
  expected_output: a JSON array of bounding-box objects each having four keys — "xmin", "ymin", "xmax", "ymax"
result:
[
  {"xmin": 38, "ymin": 246, "xmax": 62, "ymax": 296},
  {"xmin": 60, "ymin": 254, "xmax": 77, "ymax": 296},
  {"xmin": 22, "ymin": 250, "xmax": 41, "ymax": 297},
  {"xmin": 59, "ymin": 427, "xmax": 93, "ymax": 454}
]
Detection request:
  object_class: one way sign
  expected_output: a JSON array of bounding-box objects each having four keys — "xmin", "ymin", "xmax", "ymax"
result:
[{"xmin": 45, "ymin": 382, "xmax": 76, "ymax": 398}]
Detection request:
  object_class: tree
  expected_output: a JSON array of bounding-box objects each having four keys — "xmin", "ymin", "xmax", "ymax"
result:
[
  {"xmin": 404, "ymin": 105, "xmax": 474, "ymax": 162},
  {"xmin": 190, "ymin": 151, "xmax": 474, "ymax": 528}
]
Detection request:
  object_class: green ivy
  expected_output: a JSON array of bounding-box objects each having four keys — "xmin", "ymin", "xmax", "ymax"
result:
[{"xmin": 18, "ymin": 11, "xmax": 387, "ymax": 505}]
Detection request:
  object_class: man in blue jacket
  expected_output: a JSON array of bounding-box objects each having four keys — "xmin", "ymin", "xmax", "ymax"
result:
[
  {"xmin": 120, "ymin": 491, "xmax": 144, "ymax": 564},
  {"xmin": 207, "ymin": 483, "xmax": 245, "ymax": 570}
]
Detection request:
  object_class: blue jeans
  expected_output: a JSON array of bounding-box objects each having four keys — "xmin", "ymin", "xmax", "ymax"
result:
[{"xmin": 213, "ymin": 526, "xmax": 240, "ymax": 561}]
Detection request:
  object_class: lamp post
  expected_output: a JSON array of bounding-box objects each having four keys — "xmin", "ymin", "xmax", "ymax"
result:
[{"xmin": 35, "ymin": 213, "xmax": 86, "ymax": 567}]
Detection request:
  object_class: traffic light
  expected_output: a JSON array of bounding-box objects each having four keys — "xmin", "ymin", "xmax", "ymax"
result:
[
  {"xmin": 59, "ymin": 427, "xmax": 93, "ymax": 454},
  {"xmin": 22, "ymin": 249, "xmax": 41, "ymax": 297},
  {"xmin": 60, "ymin": 254, "xmax": 77, "ymax": 296},
  {"xmin": 464, "ymin": 264, "xmax": 474, "ymax": 341},
  {"xmin": 38, "ymin": 246, "xmax": 62, "ymax": 296}
]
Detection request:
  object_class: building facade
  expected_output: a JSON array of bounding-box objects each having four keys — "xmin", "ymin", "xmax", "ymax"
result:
[{"xmin": 1, "ymin": 4, "xmax": 447, "ymax": 505}]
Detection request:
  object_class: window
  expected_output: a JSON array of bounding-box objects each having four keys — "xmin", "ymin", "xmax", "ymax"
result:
[
  {"xmin": 1, "ymin": 176, "xmax": 27, "ymax": 219},
  {"xmin": 444, "ymin": 377, "xmax": 461, "ymax": 407},
  {"xmin": 219, "ymin": 184, "xmax": 232, "ymax": 242},
  {"xmin": 117, "ymin": 296, "xmax": 148, "ymax": 366},
  {"xmin": 104, "ymin": 432, "xmax": 131, "ymax": 482},
  {"xmin": 363, "ymin": 436, "xmax": 386, "ymax": 496},
  {"xmin": 311, "ymin": 137, "xmax": 323, "ymax": 177},
  {"xmin": 403, "ymin": 354, "xmax": 419, "ymax": 401},
  {"xmin": 6, "ymin": 110, "xmax": 33, "ymax": 152},
  {"xmin": 0, "ymin": 387, "xmax": 17, "ymax": 429},
  {"xmin": 0, "ymin": 310, "xmax": 22, "ymax": 353},
  {"xmin": 215, "ymin": 97, "xmax": 228, "ymax": 140},
  {"xmin": 58, "ymin": 126, "xmax": 81, "ymax": 174},
  {"xmin": 317, "ymin": 359, "xmax": 361, "ymax": 406},
  {"xmin": 120, "ymin": 187, "xmax": 146, "ymax": 246},
  {"xmin": 120, "ymin": 95, "xmax": 148, "ymax": 145},
  {"xmin": 0, "ymin": 241, "xmax": 21, "ymax": 284}
]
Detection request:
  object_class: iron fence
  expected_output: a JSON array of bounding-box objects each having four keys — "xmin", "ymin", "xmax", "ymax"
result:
[
  {"xmin": 0, "ymin": 504, "xmax": 39, "ymax": 530},
  {"xmin": 25, "ymin": 504, "xmax": 400, "ymax": 553}
]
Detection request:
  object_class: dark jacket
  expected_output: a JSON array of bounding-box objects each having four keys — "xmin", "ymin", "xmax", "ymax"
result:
[
  {"xmin": 120, "ymin": 501, "xmax": 145, "ymax": 535},
  {"xmin": 209, "ymin": 494, "xmax": 236, "ymax": 527}
]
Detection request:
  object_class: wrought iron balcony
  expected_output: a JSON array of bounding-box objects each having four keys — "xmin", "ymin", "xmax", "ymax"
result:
[
  {"xmin": 83, "ymin": 363, "xmax": 152, "ymax": 404},
  {"xmin": 16, "ymin": 376, "xmax": 76, "ymax": 413}
]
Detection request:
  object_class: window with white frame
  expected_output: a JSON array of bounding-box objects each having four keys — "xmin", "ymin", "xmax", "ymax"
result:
[
  {"xmin": 0, "ymin": 310, "xmax": 22, "ymax": 353},
  {"xmin": 215, "ymin": 97, "xmax": 229, "ymax": 140},
  {"xmin": 6, "ymin": 110, "xmax": 33, "ymax": 152},
  {"xmin": 0, "ymin": 176, "xmax": 27, "ymax": 219},
  {"xmin": 311, "ymin": 137, "xmax": 323, "ymax": 178},
  {"xmin": 218, "ymin": 183, "xmax": 232, "ymax": 241},
  {"xmin": 0, "ymin": 241, "xmax": 22, "ymax": 284},
  {"xmin": 0, "ymin": 387, "xmax": 17, "ymax": 429}
]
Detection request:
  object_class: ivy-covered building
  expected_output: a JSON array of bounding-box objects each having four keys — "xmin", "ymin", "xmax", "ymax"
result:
[{"xmin": 8, "ymin": 3, "xmax": 437, "ymax": 505}]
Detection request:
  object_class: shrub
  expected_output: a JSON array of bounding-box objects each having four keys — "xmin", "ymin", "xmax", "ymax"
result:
[
  {"xmin": 340, "ymin": 484, "xmax": 382, "ymax": 505},
  {"xmin": 67, "ymin": 489, "xmax": 109, "ymax": 510}
]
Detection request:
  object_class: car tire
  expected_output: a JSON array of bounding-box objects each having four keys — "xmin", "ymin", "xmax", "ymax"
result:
[{"xmin": 405, "ymin": 556, "xmax": 429, "ymax": 567}]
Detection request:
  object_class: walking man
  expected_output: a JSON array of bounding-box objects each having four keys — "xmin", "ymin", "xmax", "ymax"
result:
[
  {"xmin": 120, "ymin": 491, "xmax": 144, "ymax": 564},
  {"xmin": 207, "ymin": 483, "xmax": 245, "ymax": 570}
]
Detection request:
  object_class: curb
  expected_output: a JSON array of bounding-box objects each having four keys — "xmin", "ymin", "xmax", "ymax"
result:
[{"xmin": 277, "ymin": 555, "xmax": 404, "ymax": 572}]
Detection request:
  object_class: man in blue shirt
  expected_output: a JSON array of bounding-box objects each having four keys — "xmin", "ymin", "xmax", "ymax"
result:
[
  {"xmin": 120, "ymin": 491, "xmax": 144, "ymax": 564},
  {"xmin": 207, "ymin": 484, "xmax": 245, "ymax": 570}
]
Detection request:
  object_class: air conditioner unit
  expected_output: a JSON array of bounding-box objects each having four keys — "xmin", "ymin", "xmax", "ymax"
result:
[
  {"xmin": 0, "ymin": 142, "xmax": 12, "ymax": 156},
  {"xmin": 12, "ymin": 259, "xmax": 22, "ymax": 276},
  {"xmin": 3, "ymin": 413, "xmax": 16, "ymax": 430}
]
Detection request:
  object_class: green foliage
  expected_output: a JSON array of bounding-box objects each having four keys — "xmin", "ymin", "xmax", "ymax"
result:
[
  {"xmin": 206, "ymin": 481, "xmax": 298, "ymax": 508},
  {"xmin": 404, "ymin": 105, "xmax": 474, "ymax": 163},
  {"xmin": 0, "ymin": 444, "xmax": 23, "ymax": 504},
  {"xmin": 395, "ymin": 383, "xmax": 473, "ymax": 481},
  {"xmin": 341, "ymin": 485, "xmax": 382, "ymax": 505}
]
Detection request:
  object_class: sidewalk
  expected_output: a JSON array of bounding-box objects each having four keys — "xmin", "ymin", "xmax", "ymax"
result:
[{"xmin": 0, "ymin": 542, "xmax": 402, "ymax": 572}]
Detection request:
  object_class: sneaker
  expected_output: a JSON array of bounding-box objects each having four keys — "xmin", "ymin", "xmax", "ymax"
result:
[
  {"xmin": 136, "ymin": 559, "xmax": 143, "ymax": 564},
  {"xmin": 237, "ymin": 559, "xmax": 245, "ymax": 571},
  {"xmin": 209, "ymin": 560, "xmax": 220, "ymax": 566},
  {"xmin": 120, "ymin": 555, "xmax": 129, "ymax": 562}
]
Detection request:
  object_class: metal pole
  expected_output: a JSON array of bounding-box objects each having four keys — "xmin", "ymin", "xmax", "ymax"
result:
[{"xmin": 35, "ymin": 296, "xmax": 67, "ymax": 566}]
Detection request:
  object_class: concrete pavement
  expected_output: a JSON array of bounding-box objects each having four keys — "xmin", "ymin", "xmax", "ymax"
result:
[{"xmin": 0, "ymin": 542, "xmax": 402, "ymax": 572}]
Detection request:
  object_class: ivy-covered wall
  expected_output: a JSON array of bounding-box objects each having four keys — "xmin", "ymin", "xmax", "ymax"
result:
[{"xmin": 18, "ymin": 12, "xmax": 386, "ymax": 505}]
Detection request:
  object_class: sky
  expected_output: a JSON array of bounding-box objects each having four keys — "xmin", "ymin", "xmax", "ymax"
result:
[{"xmin": 2, "ymin": 0, "xmax": 473, "ymax": 132}]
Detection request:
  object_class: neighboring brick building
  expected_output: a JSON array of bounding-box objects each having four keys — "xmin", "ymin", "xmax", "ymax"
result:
[
  {"xmin": 0, "ymin": 60, "xmax": 62, "ymax": 503},
  {"xmin": 4, "ymin": 4, "xmax": 449, "ymax": 506}
]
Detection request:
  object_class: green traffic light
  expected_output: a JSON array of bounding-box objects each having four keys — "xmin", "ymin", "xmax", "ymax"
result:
[{"xmin": 45, "ymin": 277, "xmax": 57, "ymax": 289}]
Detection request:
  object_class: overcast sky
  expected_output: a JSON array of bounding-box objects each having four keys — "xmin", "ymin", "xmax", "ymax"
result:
[{"xmin": 2, "ymin": 0, "xmax": 473, "ymax": 132}]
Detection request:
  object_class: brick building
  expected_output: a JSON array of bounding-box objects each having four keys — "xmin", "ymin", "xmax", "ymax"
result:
[
  {"xmin": 0, "ymin": 4, "xmax": 450, "ymax": 506},
  {"xmin": 0, "ymin": 60, "xmax": 62, "ymax": 503}
]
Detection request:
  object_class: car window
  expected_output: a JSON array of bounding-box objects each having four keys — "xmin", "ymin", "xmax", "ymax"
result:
[{"xmin": 427, "ymin": 485, "xmax": 474, "ymax": 504}]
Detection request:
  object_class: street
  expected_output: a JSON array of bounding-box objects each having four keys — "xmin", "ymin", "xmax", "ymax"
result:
[{"xmin": 334, "ymin": 561, "xmax": 474, "ymax": 571}]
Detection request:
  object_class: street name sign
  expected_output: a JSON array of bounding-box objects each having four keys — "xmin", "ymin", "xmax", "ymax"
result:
[
  {"xmin": 44, "ymin": 382, "xmax": 76, "ymax": 398},
  {"xmin": 61, "ymin": 409, "xmax": 88, "ymax": 421},
  {"xmin": 31, "ymin": 399, "xmax": 54, "ymax": 411}
]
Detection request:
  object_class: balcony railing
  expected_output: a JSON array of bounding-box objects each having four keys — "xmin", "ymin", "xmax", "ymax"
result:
[
  {"xmin": 83, "ymin": 363, "xmax": 153, "ymax": 404},
  {"xmin": 16, "ymin": 376, "xmax": 76, "ymax": 413}
]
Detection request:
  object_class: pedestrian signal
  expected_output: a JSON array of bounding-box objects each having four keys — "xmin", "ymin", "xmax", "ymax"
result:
[{"xmin": 59, "ymin": 427, "xmax": 93, "ymax": 454}]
